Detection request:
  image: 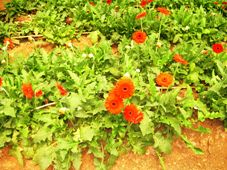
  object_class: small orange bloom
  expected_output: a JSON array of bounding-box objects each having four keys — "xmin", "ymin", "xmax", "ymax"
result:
[
  {"xmin": 173, "ymin": 54, "xmax": 188, "ymax": 65},
  {"xmin": 113, "ymin": 77, "xmax": 135, "ymax": 99},
  {"xmin": 140, "ymin": 0, "xmax": 147, "ymax": 7},
  {"xmin": 157, "ymin": 7, "xmax": 171, "ymax": 15},
  {"xmin": 22, "ymin": 83, "xmax": 34, "ymax": 99},
  {"xmin": 156, "ymin": 73, "xmax": 173, "ymax": 87},
  {"xmin": 0, "ymin": 77, "xmax": 3, "ymax": 87},
  {"xmin": 105, "ymin": 94, "xmax": 124, "ymax": 114},
  {"xmin": 65, "ymin": 17, "xmax": 73, "ymax": 25},
  {"xmin": 35, "ymin": 90, "xmax": 43, "ymax": 97},
  {"xmin": 3, "ymin": 38, "xmax": 14, "ymax": 49},
  {"xmin": 123, "ymin": 104, "xmax": 143, "ymax": 124},
  {"xmin": 212, "ymin": 43, "xmax": 224, "ymax": 53},
  {"xmin": 89, "ymin": 2, "xmax": 95, "ymax": 6},
  {"xmin": 132, "ymin": 31, "xmax": 147, "ymax": 44},
  {"xmin": 56, "ymin": 83, "xmax": 68, "ymax": 96},
  {"xmin": 136, "ymin": 11, "xmax": 147, "ymax": 19}
]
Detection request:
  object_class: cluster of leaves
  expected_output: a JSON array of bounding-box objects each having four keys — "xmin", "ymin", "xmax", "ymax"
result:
[{"xmin": 0, "ymin": 0, "xmax": 227, "ymax": 170}]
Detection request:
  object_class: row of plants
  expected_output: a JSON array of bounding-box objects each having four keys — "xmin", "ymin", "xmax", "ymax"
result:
[
  {"xmin": 0, "ymin": 0, "xmax": 226, "ymax": 170},
  {"xmin": 0, "ymin": 0, "xmax": 226, "ymax": 44}
]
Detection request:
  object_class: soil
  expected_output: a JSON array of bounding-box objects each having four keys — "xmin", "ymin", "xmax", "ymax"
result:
[{"xmin": 1, "ymin": 1, "xmax": 227, "ymax": 170}]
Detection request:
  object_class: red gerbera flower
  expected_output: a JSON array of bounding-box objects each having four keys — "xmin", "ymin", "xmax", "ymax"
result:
[
  {"xmin": 173, "ymin": 54, "xmax": 188, "ymax": 65},
  {"xmin": 3, "ymin": 38, "xmax": 14, "ymax": 49},
  {"xmin": 35, "ymin": 90, "xmax": 43, "ymax": 97},
  {"xmin": 157, "ymin": 7, "xmax": 171, "ymax": 15},
  {"xmin": 56, "ymin": 83, "xmax": 68, "ymax": 96},
  {"xmin": 212, "ymin": 43, "xmax": 224, "ymax": 53},
  {"xmin": 222, "ymin": 2, "xmax": 227, "ymax": 5},
  {"xmin": 123, "ymin": 104, "xmax": 143, "ymax": 124},
  {"xmin": 113, "ymin": 77, "xmax": 135, "ymax": 99},
  {"xmin": 132, "ymin": 31, "xmax": 147, "ymax": 44},
  {"xmin": 156, "ymin": 73, "xmax": 173, "ymax": 87},
  {"xmin": 136, "ymin": 11, "xmax": 147, "ymax": 19},
  {"xmin": 0, "ymin": 77, "xmax": 3, "ymax": 87},
  {"xmin": 213, "ymin": 2, "xmax": 219, "ymax": 5},
  {"xmin": 22, "ymin": 83, "xmax": 34, "ymax": 99},
  {"xmin": 105, "ymin": 94, "xmax": 124, "ymax": 114},
  {"xmin": 106, "ymin": 0, "xmax": 112, "ymax": 5}
]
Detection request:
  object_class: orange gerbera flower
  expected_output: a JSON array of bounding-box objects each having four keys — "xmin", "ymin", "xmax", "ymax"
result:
[
  {"xmin": 156, "ymin": 73, "xmax": 173, "ymax": 87},
  {"xmin": 3, "ymin": 38, "xmax": 14, "ymax": 49},
  {"xmin": 35, "ymin": 90, "xmax": 43, "ymax": 97},
  {"xmin": 157, "ymin": 7, "xmax": 171, "ymax": 15},
  {"xmin": 136, "ymin": 11, "xmax": 147, "ymax": 19},
  {"xmin": 105, "ymin": 94, "xmax": 124, "ymax": 114},
  {"xmin": 0, "ymin": 77, "xmax": 3, "ymax": 87},
  {"xmin": 140, "ymin": 0, "xmax": 147, "ymax": 7},
  {"xmin": 173, "ymin": 54, "xmax": 188, "ymax": 65},
  {"xmin": 140, "ymin": 0, "xmax": 153, "ymax": 7},
  {"xmin": 123, "ymin": 104, "xmax": 143, "ymax": 124},
  {"xmin": 56, "ymin": 83, "xmax": 68, "ymax": 96},
  {"xmin": 212, "ymin": 43, "xmax": 224, "ymax": 53},
  {"xmin": 132, "ymin": 31, "xmax": 147, "ymax": 44},
  {"xmin": 22, "ymin": 83, "xmax": 34, "ymax": 99},
  {"xmin": 113, "ymin": 77, "xmax": 135, "ymax": 99}
]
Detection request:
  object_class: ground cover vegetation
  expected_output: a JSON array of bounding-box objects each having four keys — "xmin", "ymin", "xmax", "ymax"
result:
[{"xmin": 0, "ymin": 0, "xmax": 227, "ymax": 169}]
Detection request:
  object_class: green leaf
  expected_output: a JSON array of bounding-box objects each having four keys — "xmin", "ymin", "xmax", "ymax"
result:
[
  {"xmin": 88, "ymin": 31, "xmax": 100, "ymax": 44},
  {"xmin": 1, "ymin": 99, "xmax": 16, "ymax": 117},
  {"xmin": 33, "ymin": 145, "xmax": 54, "ymax": 170},
  {"xmin": 10, "ymin": 146, "xmax": 24, "ymax": 166},
  {"xmin": 160, "ymin": 116, "xmax": 181, "ymax": 135},
  {"xmin": 153, "ymin": 132, "xmax": 172, "ymax": 153},
  {"xmin": 72, "ymin": 153, "xmax": 82, "ymax": 170},
  {"xmin": 67, "ymin": 93, "xmax": 82, "ymax": 110},
  {"xmin": 0, "ymin": 130, "xmax": 12, "ymax": 148},
  {"xmin": 181, "ymin": 135, "xmax": 203, "ymax": 155},
  {"xmin": 80, "ymin": 126, "xmax": 95, "ymax": 141},
  {"xmin": 32, "ymin": 126, "xmax": 53, "ymax": 143},
  {"xmin": 139, "ymin": 113, "xmax": 154, "ymax": 136}
]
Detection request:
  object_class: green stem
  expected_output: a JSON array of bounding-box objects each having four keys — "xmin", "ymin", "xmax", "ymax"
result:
[
  {"xmin": 156, "ymin": 17, "xmax": 163, "ymax": 52},
  {"xmin": 1, "ymin": 87, "xmax": 10, "ymax": 97},
  {"xmin": 155, "ymin": 150, "xmax": 166, "ymax": 170}
]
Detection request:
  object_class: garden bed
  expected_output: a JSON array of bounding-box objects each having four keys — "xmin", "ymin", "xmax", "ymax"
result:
[{"xmin": 0, "ymin": 1, "xmax": 227, "ymax": 170}]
